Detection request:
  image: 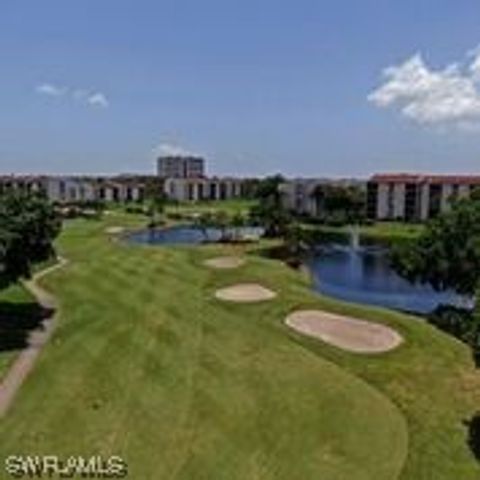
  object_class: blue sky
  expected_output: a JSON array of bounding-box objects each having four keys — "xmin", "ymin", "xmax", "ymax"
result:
[{"xmin": 1, "ymin": 1, "xmax": 480, "ymax": 177}]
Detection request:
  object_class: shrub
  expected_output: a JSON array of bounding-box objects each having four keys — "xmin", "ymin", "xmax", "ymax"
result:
[
  {"xmin": 125, "ymin": 204, "xmax": 145, "ymax": 215},
  {"xmin": 429, "ymin": 305, "xmax": 480, "ymax": 365},
  {"xmin": 466, "ymin": 412, "xmax": 480, "ymax": 461}
]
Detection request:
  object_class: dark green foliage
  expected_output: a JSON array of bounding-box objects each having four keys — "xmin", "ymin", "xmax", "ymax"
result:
[
  {"xmin": 125, "ymin": 204, "xmax": 146, "ymax": 215},
  {"xmin": 249, "ymin": 175, "xmax": 292, "ymax": 238},
  {"xmin": 0, "ymin": 296, "xmax": 51, "ymax": 352},
  {"xmin": 250, "ymin": 201, "xmax": 292, "ymax": 238},
  {"xmin": 429, "ymin": 305, "xmax": 472, "ymax": 338},
  {"xmin": 466, "ymin": 412, "xmax": 480, "ymax": 461},
  {"xmin": 0, "ymin": 191, "xmax": 61, "ymax": 288},
  {"xmin": 394, "ymin": 197, "xmax": 480, "ymax": 363},
  {"xmin": 252, "ymin": 174, "xmax": 285, "ymax": 201},
  {"xmin": 241, "ymin": 176, "xmax": 284, "ymax": 200},
  {"xmin": 309, "ymin": 184, "xmax": 366, "ymax": 225},
  {"xmin": 391, "ymin": 197, "xmax": 480, "ymax": 295},
  {"xmin": 230, "ymin": 212, "xmax": 245, "ymax": 229},
  {"xmin": 282, "ymin": 221, "xmax": 305, "ymax": 267},
  {"xmin": 429, "ymin": 304, "xmax": 480, "ymax": 364}
]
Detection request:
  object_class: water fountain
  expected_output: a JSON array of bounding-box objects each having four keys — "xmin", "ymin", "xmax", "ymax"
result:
[
  {"xmin": 305, "ymin": 225, "xmax": 465, "ymax": 314},
  {"xmin": 349, "ymin": 224, "xmax": 361, "ymax": 251}
]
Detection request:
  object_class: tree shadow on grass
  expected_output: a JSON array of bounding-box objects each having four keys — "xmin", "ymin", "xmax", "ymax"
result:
[
  {"xmin": 465, "ymin": 413, "xmax": 480, "ymax": 462},
  {"xmin": 0, "ymin": 302, "xmax": 53, "ymax": 352}
]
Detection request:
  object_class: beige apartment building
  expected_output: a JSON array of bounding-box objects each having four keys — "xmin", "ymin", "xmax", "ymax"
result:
[
  {"xmin": 367, "ymin": 173, "xmax": 480, "ymax": 221},
  {"xmin": 163, "ymin": 177, "xmax": 244, "ymax": 202},
  {"xmin": 157, "ymin": 156, "xmax": 205, "ymax": 179},
  {"xmin": 0, "ymin": 175, "xmax": 147, "ymax": 203}
]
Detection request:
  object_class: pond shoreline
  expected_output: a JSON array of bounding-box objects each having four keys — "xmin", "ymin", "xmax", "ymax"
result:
[{"xmin": 124, "ymin": 224, "xmax": 465, "ymax": 316}]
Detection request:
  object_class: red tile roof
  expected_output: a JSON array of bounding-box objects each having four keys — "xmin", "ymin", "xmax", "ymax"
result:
[{"xmin": 371, "ymin": 173, "xmax": 480, "ymax": 185}]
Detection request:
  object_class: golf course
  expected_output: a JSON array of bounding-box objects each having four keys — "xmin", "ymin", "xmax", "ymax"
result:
[{"xmin": 0, "ymin": 210, "xmax": 479, "ymax": 479}]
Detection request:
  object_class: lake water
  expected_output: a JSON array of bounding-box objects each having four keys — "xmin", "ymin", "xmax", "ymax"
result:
[
  {"xmin": 126, "ymin": 226, "xmax": 464, "ymax": 314},
  {"xmin": 306, "ymin": 245, "xmax": 465, "ymax": 314},
  {"xmin": 126, "ymin": 225, "xmax": 265, "ymax": 246}
]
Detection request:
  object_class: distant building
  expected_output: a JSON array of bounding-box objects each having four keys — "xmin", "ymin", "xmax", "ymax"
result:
[
  {"xmin": 157, "ymin": 156, "xmax": 205, "ymax": 179},
  {"xmin": 95, "ymin": 177, "xmax": 146, "ymax": 203},
  {"xmin": 164, "ymin": 177, "xmax": 244, "ymax": 202},
  {"xmin": 280, "ymin": 178, "xmax": 366, "ymax": 217},
  {"xmin": 45, "ymin": 177, "xmax": 97, "ymax": 203},
  {"xmin": 0, "ymin": 175, "xmax": 148, "ymax": 203},
  {"xmin": 367, "ymin": 173, "xmax": 480, "ymax": 221},
  {"xmin": 0, "ymin": 175, "xmax": 47, "ymax": 197},
  {"xmin": 0, "ymin": 175, "xmax": 96, "ymax": 202}
]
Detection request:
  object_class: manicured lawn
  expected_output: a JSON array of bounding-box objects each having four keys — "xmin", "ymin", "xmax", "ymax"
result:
[
  {"xmin": 0, "ymin": 213, "xmax": 478, "ymax": 479},
  {"xmin": 166, "ymin": 198, "xmax": 255, "ymax": 217},
  {"xmin": 303, "ymin": 221, "xmax": 424, "ymax": 246}
]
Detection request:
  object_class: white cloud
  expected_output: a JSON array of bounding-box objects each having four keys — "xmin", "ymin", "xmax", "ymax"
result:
[
  {"xmin": 86, "ymin": 92, "xmax": 109, "ymax": 108},
  {"xmin": 369, "ymin": 47, "xmax": 480, "ymax": 129},
  {"xmin": 35, "ymin": 83, "xmax": 67, "ymax": 97},
  {"xmin": 468, "ymin": 46, "xmax": 480, "ymax": 81},
  {"xmin": 35, "ymin": 83, "xmax": 109, "ymax": 109},
  {"xmin": 152, "ymin": 143, "xmax": 198, "ymax": 157}
]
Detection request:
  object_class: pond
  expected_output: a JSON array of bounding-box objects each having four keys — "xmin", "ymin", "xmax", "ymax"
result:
[
  {"xmin": 126, "ymin": 225, "xmax": 265, "ymax": 246},
  {"xmin": 126, "ymin": 225, "xmax": 466, "ymax": 314},
  {"xmin": 306, "ymin": 244, "xmax": 466, "ymax": 314}
]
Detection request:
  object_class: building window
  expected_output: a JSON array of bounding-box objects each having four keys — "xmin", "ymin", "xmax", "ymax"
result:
[
  {"xmin": 209, "ymin": 183, "xmax": 217, "ymax": 200},
  {"xmin": 387, "ymin": 183, "xmax": 395, "ymax": 218},
  {"xmin": 366, "ymin": 182, "xmax": 378, "ymax": 219},
  {"xmin": 450, "ymin": 184, "xmax": 459, "ymax": 202},
  {"xmin": 429, "ymin": 184, "xmax": 442, "ymax": 218},
  {"xmin": 187, "ymin": 183, "xmax": 194, "ymax": 201},
  {"xmin": 220, "ymin": 183, "xmax": 227, "ymax": 200}
]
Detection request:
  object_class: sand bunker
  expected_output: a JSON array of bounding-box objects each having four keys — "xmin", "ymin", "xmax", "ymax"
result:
[
  {"xmin": 215, "ymin": 283, "xmax": 277, "ymax": 303},
  {"xmin": 105, "ymin": 226, "xmax": 125, "ymax": 235},
  {"xmin": 286, "ymin": 310, "xmax": 403, "ymax": 353},
  {"xmin": 204, "ymin": 256, "xmax": 246, "ymax": 269}
]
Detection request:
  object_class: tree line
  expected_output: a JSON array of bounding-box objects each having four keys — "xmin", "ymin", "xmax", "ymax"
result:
[
  {"xmin": 392, "ymin": 191, "xmax": 480, "ymax": 363},
  {"xmin": 0, "ymin": 190, "xmax": 61, "ymax": 289}
]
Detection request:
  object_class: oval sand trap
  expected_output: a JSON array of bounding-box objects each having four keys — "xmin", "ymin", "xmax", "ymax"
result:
[
  {"xmin": 286, "ymin": 310, "xmax": 403, "ymax": 353},
  {"xmin": 204, "ymin": 256, "xmax": 245, "ymax": 269},
  {"xmin": 215, "ymin": 283, "xmax": 277, "ymax": 303}
]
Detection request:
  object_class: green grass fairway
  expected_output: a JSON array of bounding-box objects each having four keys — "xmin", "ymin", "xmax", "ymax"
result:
[
  {"xmin": 0, "ymin": 214, "xmax": 479, "ymax": 479},
  {"xmin": 166, "ymin": 198, "xmax": 255, "ymax": 217}
]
